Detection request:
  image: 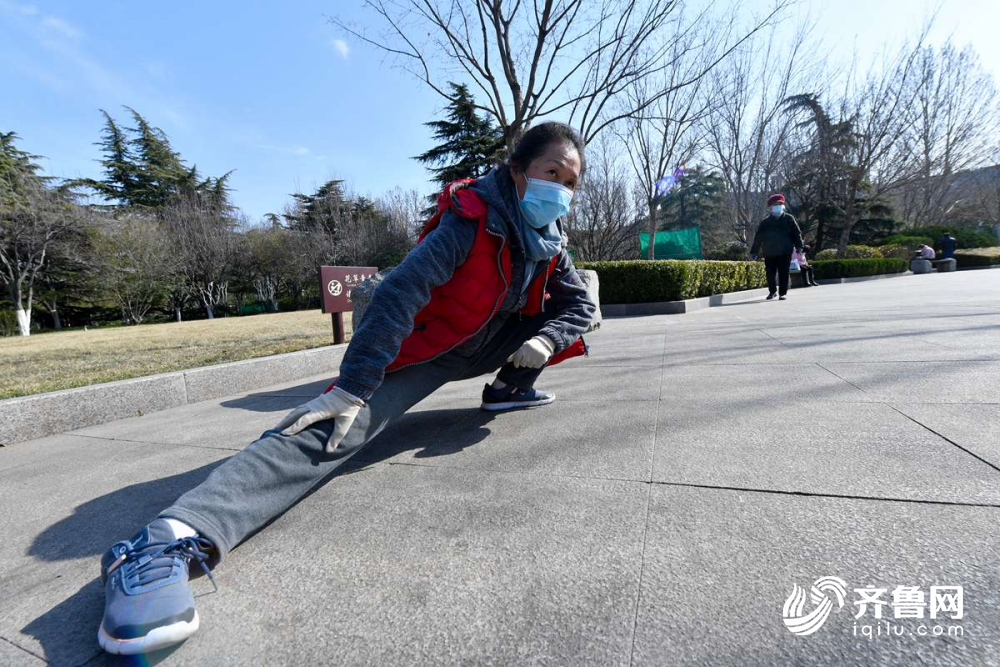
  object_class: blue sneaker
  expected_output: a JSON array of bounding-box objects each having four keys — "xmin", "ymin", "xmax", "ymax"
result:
[
  {"xmin": 481, "ymin": 383, "xmax": 556, "ymax": 411},
  {"xmin": 98, "ymin": 519, "xmax": 215, "ymax": 655}
]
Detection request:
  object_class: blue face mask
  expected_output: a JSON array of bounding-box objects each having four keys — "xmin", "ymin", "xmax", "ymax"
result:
[
  {"xmin": 519, "ymin": 175, "xmax": 573, "ymax": 228},
  {"xmin": 771, "ymin": 204, "xmax": 784, "ymax": 217}
]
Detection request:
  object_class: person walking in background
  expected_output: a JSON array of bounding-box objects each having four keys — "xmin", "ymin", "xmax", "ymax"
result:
[
  {"xmin": 795, "ymin": 245, "xmax": 819, "ymax": 287},
  {"xmin": 939, "ymin": 233, "xmax": 958, "ymax": 259},
  {"xmin": 750, "ymin": 193, "xmax": 803, "ymax": 301}
]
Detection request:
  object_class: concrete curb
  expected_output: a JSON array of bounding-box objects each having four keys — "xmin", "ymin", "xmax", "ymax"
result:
[
  {"xmin": 602, "ymin": 287, "xmax": 771, "ymax": 317},
  {"xmin": 815, "ymin": 271, "xmax": 911, "ymax": 285},
  {"xmin": 0, "ymin": 344, "xmax": 347, "ymax": 446}
]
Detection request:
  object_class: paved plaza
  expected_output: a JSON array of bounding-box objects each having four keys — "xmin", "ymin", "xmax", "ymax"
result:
[{"xmin": 2, "ymin": 270, "xmax": 999, "ymax": 666}]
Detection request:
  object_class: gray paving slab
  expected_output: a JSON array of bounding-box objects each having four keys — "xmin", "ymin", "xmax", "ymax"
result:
[
  {"xmin": 146, "ymin": 464, "xmax": 645, "ymax": 666},
  {"xmin": 659, "ymin": 363, "xmax": 873, "ymax": 403},
  {"xmin": 821, "ymin": 361, "xmax": 1000, "ymax": 403},
  {"xmin": 370, "ymin": 398, "xmax": 656, "ymax": 481},
  {"xmin": 6, "ymin": 263, "xmax": 1000, "ymax": 666},
  {"xmin": 0, "ymin": 638, "xmax": 43, "ymax": 666},
  {"xmin": 73, "ymin": 394, "xmax": 304, "ymax": 451},
  {"xmin": 893, "ymin": 403, "xmax": 1000, "ymax": 469},
  {"xmin": 653, "ymin": 401, "xmax": 1000, "ymax": 505},
  {"xmin": 632, "ymin": 485, "xmax": 1000, "ymax": 666},
  {"xmin": 0, "ymin": 435, "xmax": 228, "ymax": 666}
]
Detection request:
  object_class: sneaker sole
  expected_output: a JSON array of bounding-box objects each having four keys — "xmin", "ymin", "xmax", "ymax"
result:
[
  {"xmin": 98, "ymin": 612, "xmax": 199, "ymax": 655},
  {"xmin": 480, "ymin": 396, "xmax": 556, "ymax": 411}
]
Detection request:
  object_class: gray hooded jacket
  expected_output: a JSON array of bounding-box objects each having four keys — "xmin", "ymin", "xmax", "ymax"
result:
[{"xmin": 335, "ymin": 167, "xmax": 596, "ymax": 402}]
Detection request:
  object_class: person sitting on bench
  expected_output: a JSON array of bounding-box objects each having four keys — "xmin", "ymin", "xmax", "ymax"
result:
[{"xmin": 794, "ymin": 246, "xmax": 819, "ymax": 287}]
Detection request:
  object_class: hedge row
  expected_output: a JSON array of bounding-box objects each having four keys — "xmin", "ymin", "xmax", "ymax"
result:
[
  {"xmin": 953, "ymin": 252, "xmax": 1000, "ymax": 268},
  {"xmin": 577, "ymin": 260, "xmax": 766, "ymax": 304},
  {"xmin": 811, "ymin": 258, "xmax": 909, "ymax": 279}
]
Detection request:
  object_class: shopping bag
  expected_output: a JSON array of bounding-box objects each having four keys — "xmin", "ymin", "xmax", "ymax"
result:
[{"xmin": 789, "ymin": 257, "xmax": 800, "ymax": 271}]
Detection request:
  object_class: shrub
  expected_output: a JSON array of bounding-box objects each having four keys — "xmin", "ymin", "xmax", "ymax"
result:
[
  {"xmin": 877, "ymin": 244, "xmax": 913, "ymax": 260},
  {"xmin": 953, "ymin": 252, "xmax": 1000, "ymax": 268},
  {"xmin": 0, "ymin": 309, "xmax": 18, "ymax": 337},
  {"xmin": 577, "ymin": 260, "xmax": 767, "ymax": 304},
  {"xmin": 703, "ymin": 242, "xmax": 749, "ymax": 261},
  {"xmin": 881, "ymin": 234, "xmax": 935, "ymax": 248},
  {"xmin": 811, "ymin": 258, "xmax": 909, "ymax": 279},
  {"xmin": 907, "ymin": 226, "xmax": 998, "ymax": 249},
  {"xmin": 814, "ymin": 245, "xmax": 883, "ymax": 260}
]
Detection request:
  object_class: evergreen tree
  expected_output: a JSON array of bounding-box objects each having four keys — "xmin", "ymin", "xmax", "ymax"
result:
[
  {"xmin": 415, "ymin": 82, "xmax": 504, "ymax": 202},
  {"xmin": 283, "ymin": 179, "xmax": 348, "ymax": 236},
  {"xmin": 80, "ymin": 108, "xmax": 232, "ymax": 212},
  {"xmin": 656, "ymin": 167, "xmax": 727, "ymax": 231}
]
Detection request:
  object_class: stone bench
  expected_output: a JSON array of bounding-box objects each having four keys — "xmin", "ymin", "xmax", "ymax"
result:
[{"xmin": 911, "ymin": 258, "xmax": 956, "ymax": 273}]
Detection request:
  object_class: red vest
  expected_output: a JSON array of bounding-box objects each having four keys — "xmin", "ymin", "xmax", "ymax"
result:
[{"xmin": 385, "ymin": 180, "xmax": 586, "ymax": 373}]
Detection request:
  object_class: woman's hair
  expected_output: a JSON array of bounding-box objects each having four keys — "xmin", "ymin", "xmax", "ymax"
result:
[{"xmin": 507, "ymin": 122, "xmax": 586, "ymax": 176}]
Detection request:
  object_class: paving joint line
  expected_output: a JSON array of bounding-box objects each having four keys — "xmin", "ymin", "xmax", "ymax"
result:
[
  {"xmin": 649, "ymin": 480, "xmax": 1000, "ymax": 509},
  {"xmin": 886, "ymin": 404, "xmax": 1000, "ymax": 475},
  {"xmin": 814, "ymin": 363, "xmax": 867, "ymax": 393},
  {"xmin": 70, "ymin": 432, "xmax": 242, "ymax": 453},
  {"xmin": 385, "ymin": 460, "xmax": 648, "ymax": 485},
  {"xmin": 0, "ymin": 635, "xmax": 47, "ymax": 664},
  {"xmin": 626, "ymin": 334, "xmax": 668, "ymax": 667}
]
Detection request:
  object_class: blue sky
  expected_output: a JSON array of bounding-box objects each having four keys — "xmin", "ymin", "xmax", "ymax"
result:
[{"xmin": 2, "ymin": 1, "xmax": 997, "ymax": 221}]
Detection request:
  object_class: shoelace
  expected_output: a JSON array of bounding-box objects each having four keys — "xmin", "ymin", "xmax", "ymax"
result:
[{"xmin": 109, "ymin": 536, "xmax": 218, "ymax": 593}]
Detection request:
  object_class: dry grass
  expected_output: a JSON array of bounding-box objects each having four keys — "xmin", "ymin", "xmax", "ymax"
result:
[
  {"xmin": 959, "ymin": 247, "xmax": 1000, "ymax": 256},
  {"xmin": 0, "ymin": 310, "xmax": 352, "ymax": 399}
]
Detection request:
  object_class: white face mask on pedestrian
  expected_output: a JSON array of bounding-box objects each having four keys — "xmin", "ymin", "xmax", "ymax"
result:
[{"xmin": 771, "ymin": 204, "xmax": 784, "ymax": 217}]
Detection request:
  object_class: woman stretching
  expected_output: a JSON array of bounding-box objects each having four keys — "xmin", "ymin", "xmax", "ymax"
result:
[{"xmin": 97, "ymin": 122, "xmax": 596, "ymax": 655}]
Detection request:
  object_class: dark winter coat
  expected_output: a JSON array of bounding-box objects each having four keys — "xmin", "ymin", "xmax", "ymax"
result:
[
  {"xmin": 939, "ymin": 235, "xmax": 958, "ymax": 258},
  {"xmin": 750, "ymin": 213, "xmax": 804, "ymax": 258}
]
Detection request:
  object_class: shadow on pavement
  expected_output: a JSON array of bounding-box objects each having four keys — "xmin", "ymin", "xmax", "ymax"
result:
[
  {"xmin": 21, "ymin": 407, "xmax": 494, "ymax": 664},
  {"xmin": 21, "ymin": 577, "xmax": 183, "ymax": 667},
  {"xmin": 29, "ymin": 462, "xmax": 226, "ymax": 562}
]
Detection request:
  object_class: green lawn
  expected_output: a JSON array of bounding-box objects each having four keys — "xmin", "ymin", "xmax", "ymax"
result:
[{"xmin": 0, "ymin": 310, "xmax": 352, "ymax": 399}]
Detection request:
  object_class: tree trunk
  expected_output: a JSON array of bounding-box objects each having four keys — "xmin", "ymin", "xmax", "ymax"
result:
[
  {"xmin": 837, "ymin": 175, "xmax": 861, "ymax": 257},
  {"xmin": 270, "ymin": 296, "xmax": 279, "ymax": 312},
  {"xmin": 52, "ymin": 310, "xmax": 62, "ymax": 330},
  {"xmin": 16, "ymin": 308, "xmax": 31, "ymax": 337},
  {"xmin": 175, "ymin": 307, "xmax": 183, "ymax": 323},
  {"xmin": 647, "ymin": 200, "xmax": 657, "ymax": 260},
  {"xmin": 205, "ymin": 303, "xmax": 215, "ymax": 319}
]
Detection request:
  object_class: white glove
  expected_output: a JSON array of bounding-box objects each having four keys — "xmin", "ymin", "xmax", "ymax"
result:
[
  {"xmin": 507, "ymin": 335, "xmax": 556, "ymax": 369},
  {"xmin": 274, "ymin": 386, "xmax": 364, "ymax": 453}
]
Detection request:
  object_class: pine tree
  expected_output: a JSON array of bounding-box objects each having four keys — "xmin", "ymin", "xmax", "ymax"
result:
[
  {"xmin": 81, "ymin": 108, "xmax": 231, "ymax": 212},
  {"xmin": 415, "ymin": 83, "xmax": 504, "ymax": 201},
  {"xmin": 283, "ymin": 179, "xmax": 348, "ymax": 236}
]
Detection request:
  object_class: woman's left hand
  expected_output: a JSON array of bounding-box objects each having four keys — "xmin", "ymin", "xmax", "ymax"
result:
[{"xmin": 508, "ymin": 335, "xmax": 556, "ymax": 369}]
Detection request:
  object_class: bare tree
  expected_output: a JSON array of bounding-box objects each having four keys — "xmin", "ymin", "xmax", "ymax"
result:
[
  {"xmin": 563, "ymin": 136, "xmax": 640, "ymax": 260},
  {"xmin": 332, "ymin": 0, "xmax": 790, "ymax": 149},
  {"xmin": 164, "ymin": 196, "xmax": 238, "ymax": 319},
  {"xmin": 94, "ymin": 213, "xmax": 175, "ymax": 325},
  {"xmin": 700, "ymin": 20, "xmax": 815, "ymax": 245},
  {"xmin": 831, "ymin": 33, "xmax": 928, "ymax": 255},
  {"xmin": 618, "ymin": 17, "xmax": 709, "ymax": 258},
  {"xmin": 0, "ymin": 180, "xmax": 84, "ymax": 336},
  {"xmin": 896, "ymin": 42, "xmax": 1000, "ymax": 227},
  {"xmin": 335, "ymin": 195, "xmax": 413, "ymax": 268},
  {"xmin": 378, "ymin": 186, "xmax": 427, "ymax": 240}
]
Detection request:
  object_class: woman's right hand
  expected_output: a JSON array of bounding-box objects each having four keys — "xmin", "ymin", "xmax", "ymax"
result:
[{"xmin": 273, "ymin": 386, "xmax": 364, "ymax": 453}]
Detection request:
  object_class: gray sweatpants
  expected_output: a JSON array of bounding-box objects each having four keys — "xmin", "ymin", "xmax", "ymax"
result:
[{"xmin": 160, "ymin": 312, "xmax": 550, "ymax": 558}]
